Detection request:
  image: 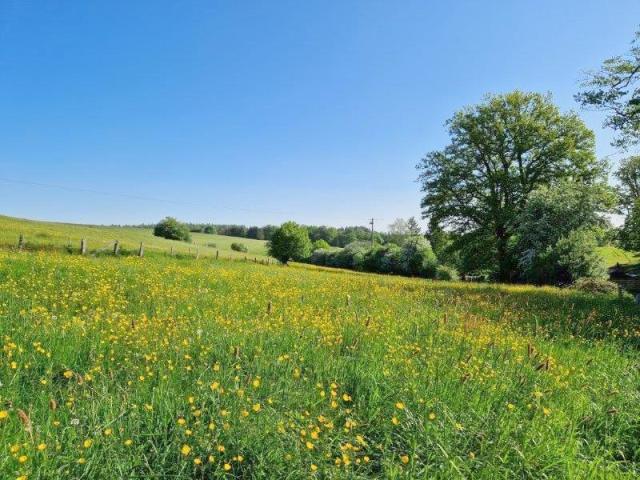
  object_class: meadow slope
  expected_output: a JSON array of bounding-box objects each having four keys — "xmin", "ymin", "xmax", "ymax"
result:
[
  {"xmin": 0, "ymin": 249, "xmax": 638, "ymax": 479},
  {"xmin": 0, "ymin": 215, "xmax": 269, "ymax": 259}
]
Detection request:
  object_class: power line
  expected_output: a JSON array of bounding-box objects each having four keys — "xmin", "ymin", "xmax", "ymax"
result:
[{"xmin": 0, "ymin": 176, "xmax": 298, "ymax": 216}]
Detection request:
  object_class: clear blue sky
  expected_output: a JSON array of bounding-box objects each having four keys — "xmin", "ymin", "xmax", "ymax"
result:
[{"xmin": 1, "ymin": 1, "xmax": 638, "ymax": 229}]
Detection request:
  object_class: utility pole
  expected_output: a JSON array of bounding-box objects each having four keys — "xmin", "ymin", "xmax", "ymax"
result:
[{"xmin": 369, "ymin": 218, "xmax": 375, "ymax": 247}]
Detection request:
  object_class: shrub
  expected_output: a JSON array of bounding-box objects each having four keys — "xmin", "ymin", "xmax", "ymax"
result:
[
  {"xmin": 206, "ymin": 242, "xmax": 217, "ymax": 248},
  {"xmin": 400, "ymin": 237, "xmax": 438, "ymax": 277},
  {"xmin": 203, "ymin": 226, "xmax": 215, "ymax": 234},
  {"xmin": 571, "ymin": 277, "xmax": 618, "ymax": 295},
  {"xmin": 231, "ymin": 242, "xmax": 248, "ymax": 253},
  {"xmin": 435, "ymin": 265, "xmax": 459, "ymax": 281},
  {"xmin": 362, "ymin": 244, "xmax": 402, "ymax": 274},
  {"xmin": 153, "ymin": 217, "xmax": 191, "ymax": 242},
  {"xmin": 313, "ymin": 239, "xmax": 331, "ymax": 250},
  {"xmin": 555, "ymin": 229, "xmax": 605, "ymax": 284},
  {"xmin": 267, "ymin": 222, "xmax": 312, "ymax": 264}
]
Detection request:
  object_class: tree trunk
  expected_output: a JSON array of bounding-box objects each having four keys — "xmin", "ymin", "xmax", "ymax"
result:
[{"xmin": 495, "ymin": 227, "xmax": 511, "ymax": 282}]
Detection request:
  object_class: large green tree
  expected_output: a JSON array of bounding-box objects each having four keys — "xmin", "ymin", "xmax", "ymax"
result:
[
  {"xmin": 417, "ymin": 91, "xmax": 603, "ymax": 281},
  {"xmin": 576, "ymin": 30, "xmax": 640, "ymax": 149}
]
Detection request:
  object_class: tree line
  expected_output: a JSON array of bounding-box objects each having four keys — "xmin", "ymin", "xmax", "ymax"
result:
[{"xmin": 147, "ymin": 221, "xmax": 414, "ymax": 247}]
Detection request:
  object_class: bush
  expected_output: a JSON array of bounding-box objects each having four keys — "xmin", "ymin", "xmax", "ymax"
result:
[
  {"xmin": 435, "ymin": 265, "xmax": 459, "ymax": 281},
  {"xmin": 231, "ymin": 242, "xmax": 248, "ymax": 253},
  {"xmin": 206, "ymin": 242, "xmax": 217, "ymax": 248},
  {"xmin": 571, "ymin": 277, "xmax": 618, "ymax": 295},
  {"xmin": 555, "ymin": 229, "xmax": 605, "ymax": 284},
  {"xmin": 399, "ymin": 237, "xmax": 438, "ymax": 277},
  {"xmin": 153, "ymin": 217, "xmax": 191, "ymax": 242},
  {"xmin": 267, "ymin": 222, "xmax": 312, "ymax": 264},
  {"xmin": 203, "ymin": 226, "xmax": 215, "ymax": 234},
  {"xmin": 313, "ymin": 239, "xmax": 331, "ymax": 250},
  {"xmin": 362, "ymin": 244, "xmax": 402, "ymax": 274}
]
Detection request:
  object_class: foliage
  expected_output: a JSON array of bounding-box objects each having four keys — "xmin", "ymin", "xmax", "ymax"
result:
[
  {"xmin": 571, "ymin": 277, "xmax": 619, "ymax": 295},
  {"xmin": 435, "ymin": 264, "xmax": 459, "ymax": 281},
  {"xmin": 398, "ymin": 236, "xmax": 437, "ymax": 277},
  {"xmin": 230, "ymin": 242, "xmax": 248, "ymax": 253},
  {"xmin": 615, "ymin": 155, "xmax": 640, "ymax": 211},
  {"xmin": 312, "ymin": 239, "xmax": 331, "ymax": 250},
  {"xmin": 555, "ymin": 229, "xmax": 606, "ymax": 284},
  {"xmin": 362, "ymin": 244, "xmax": 403, "ymax": 274},
  {"xmin": 417, "ymin": 91, "xmax": 603, "ymax": 281},
  {"xmin": 387, "ymin": 218, "xmax": 410, "ymax": 245},
  {"xmin": 309, "ymin": 238, "xmax": 438, "ymax": 279},
  {"xmin": 203, "ymin": 225, "xmax": 215, "ymax": 234},
  {"xmin": 515, "ymin": 182, "xmax": 615, "ymax": 283},
  {"xmin": 406, "ymin": 216, "xmax": 421, "ymax": 236},
  {"xmin": 153, "ymin": 217, "xmax": 192, "ymax": 242},
  {"xmin": 620, "ymin": 199, "xmax": 640, "ymax": 252},
  {"xmin": 267, "ymin": 222, "xmax": 312, "ymax": 264},
  {"xmin": 576, "ymin": 30, "xmax": 640, "ymax": 149}
]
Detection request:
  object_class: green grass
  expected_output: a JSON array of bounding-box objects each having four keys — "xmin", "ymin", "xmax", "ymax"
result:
[
  {"xmin": 597, "ymin": 245, "xmax": 640, "ymax": 268},
  {"xmin": 0, "ymin": 215, "xmax": 268, "ymax": 259},
  {"xmin": 0, "ymin": 247, "xmax": 638, "ymax": 478}
]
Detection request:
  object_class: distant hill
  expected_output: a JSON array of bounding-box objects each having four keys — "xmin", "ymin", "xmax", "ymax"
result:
[{"xmin": 0, "ymin": 215, "xmax": 269, "ymax": 259}]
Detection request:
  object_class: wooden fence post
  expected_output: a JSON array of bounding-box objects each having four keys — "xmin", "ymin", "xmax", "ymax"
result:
[
  {"xmin": 216, "ymin": 250, "xmax": 219, "ymax": 260},
  {"xmin": 138, "ymin": 242, "xmax": 144, "ymax": 257},
  {"xmin": 170, "ymin": 246, "xmax": 174, "ymax": 256},
  {"xmin": 80, "ymin": 238, "xmax": 87, "ymax": 255},
  {"xmin": 18, "ymin": 234, "xmax": 25, "ymax": 251},
  {"xmin": 113, "ymin": 240, "xmax": 120, "ymax": 256}
]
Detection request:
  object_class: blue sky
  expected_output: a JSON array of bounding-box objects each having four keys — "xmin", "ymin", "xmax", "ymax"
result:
[{"xmin": 1, "ymin": 1, "xmax": 639, "ymax": 229}]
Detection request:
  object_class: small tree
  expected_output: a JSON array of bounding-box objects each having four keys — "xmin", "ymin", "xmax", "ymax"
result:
[
  {"xmin": 268, "ymin": 222, "xmax": 312, "ymax": 264},
  {"xmin": 153, "ymin": 217, "xmax": 191, "ymax": 242}
]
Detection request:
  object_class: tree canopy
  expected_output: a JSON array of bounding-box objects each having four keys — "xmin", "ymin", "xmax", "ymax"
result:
[
  {"xmin": 153, "ymin": 217, "xmax": 191, "ymax": 242},
  {"xmin": 417, "ymin": 91, "xmax": 604, "ymax": 281},
  {"xmin": 267, "ymin": 222, "xmax": 312, "ymax": 264},
  {"xmin": 576, "ymin": 30, "xmax": 640, "ymax": 149},
  {"xmin": 615, "ymin": 155, "xmax": 640, "ymax": 211}
]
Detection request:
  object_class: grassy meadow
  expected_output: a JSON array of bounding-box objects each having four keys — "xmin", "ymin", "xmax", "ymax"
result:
[
  {"xmin": 597, "ymin": 245, "xmax": 640, "ymax": 268},
  {"xmin": 0, "ymin": 238, "xmax": 639, "ymax": 479},
  {"xmin": 0, "ymin": 215, "xmax": 269, "ymax": 259}
]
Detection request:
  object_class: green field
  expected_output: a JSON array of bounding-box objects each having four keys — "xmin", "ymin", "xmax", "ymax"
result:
[
  {"xmin": 0, "ymin": 215, "xmax": 268, "ymax": 259},
  {"xmin": 0, "ymin": 218, "xmax": 638, "ymax": 479},
  {"xmin": 597, "ymin": 245, "xmax": 640, "ymax": 268}
]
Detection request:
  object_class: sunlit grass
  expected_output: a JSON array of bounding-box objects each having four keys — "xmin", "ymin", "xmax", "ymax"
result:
[
  {"xmin": 0, "ymin": 215, "xmax": 269, "ymax": 259},
  {"xmin": 0, "ymin": 248, "xmax": 638, "ymax": 478}
]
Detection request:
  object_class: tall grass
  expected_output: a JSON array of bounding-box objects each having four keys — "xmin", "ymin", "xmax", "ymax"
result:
[{"xmin": 0, "ymin": 250, "xmax": 638, "ymax": 478}]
